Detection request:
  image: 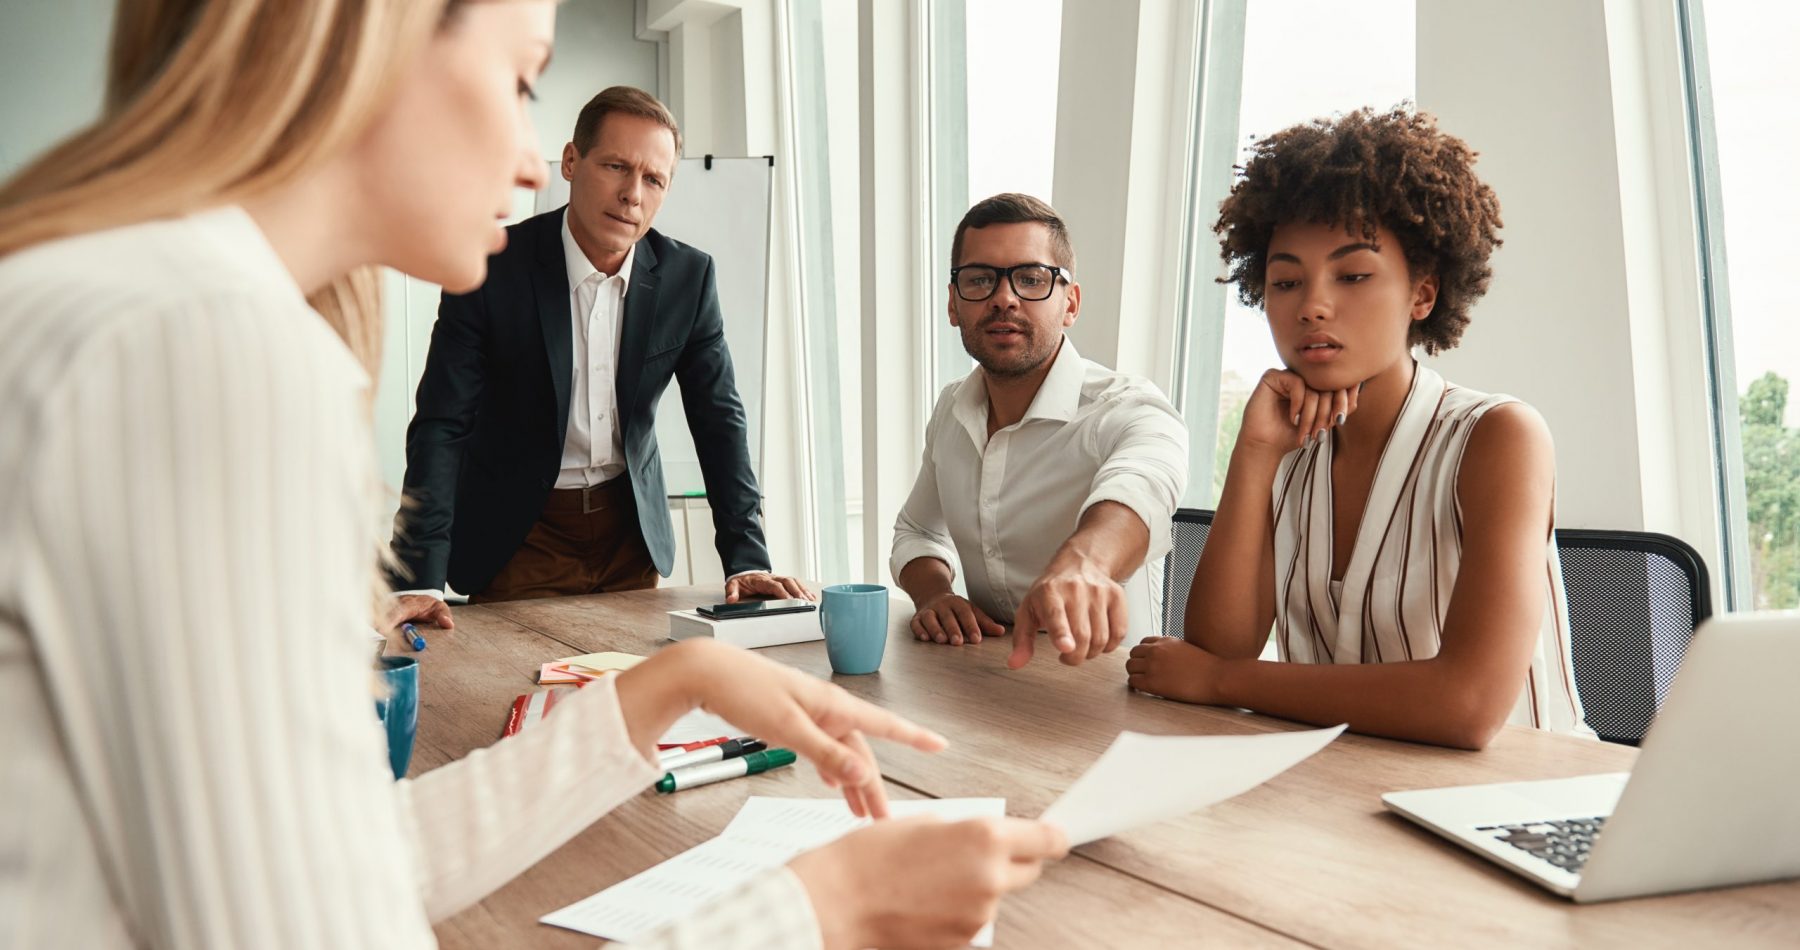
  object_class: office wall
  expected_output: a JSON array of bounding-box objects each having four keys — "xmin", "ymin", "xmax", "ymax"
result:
[
  {"xmin": 1418, "ymin": 2, "xmax": 1648, "ymax": 531},
  {"xmin": 0, "ymin": 0, "xmax": 114, "ymax": 181},
  {"xmin": 1417, "ymin": 0, "xmax": 1713, "ymax": 567},
  {"xmin": 0, "ymin": 0, "xmax": 658, "ymax": 181},
  {"xmin": 530, "ymin": 0, "xmax": 663, "ymax": 161}
]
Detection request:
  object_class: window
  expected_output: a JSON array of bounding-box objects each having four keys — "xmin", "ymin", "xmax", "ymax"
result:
[
  {"xmin": 1178, "ymin": 0, "xmax": 1415, "ymax": 505},
  {"xmin": 1686, "ymin": 1, "xmax": 1800, "ymax": 609},
  {"xmin": 781, "ymin": 0, "xmax": 861, "ymax": 584},
  {"xmin": 929, "ymin": 0, "xmax": 1064, "ymax": 390},
  {"xmin": 964, "ymin": 0, "xmax": 1061, "ymax": 203}
]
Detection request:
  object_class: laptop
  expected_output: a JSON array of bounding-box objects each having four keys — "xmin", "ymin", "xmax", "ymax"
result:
[{"xmin": 1382, "ymin": 611, "xmax": 1800, "ymax": 902}]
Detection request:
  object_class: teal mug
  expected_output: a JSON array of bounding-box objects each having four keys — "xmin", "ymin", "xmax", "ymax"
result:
[
  {"xmin": 374, "ymin": 655, "xmax": 420, "ymax": 779},
  {"xmin": 820, "ymin": 583, "xmax": 890, "ymax": 675}
]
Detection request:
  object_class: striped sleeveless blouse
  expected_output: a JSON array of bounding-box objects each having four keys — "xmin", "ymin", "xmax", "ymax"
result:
[{"xmin": 1270, "ymin": 363, "xmax": 1588, "ymax": 734}]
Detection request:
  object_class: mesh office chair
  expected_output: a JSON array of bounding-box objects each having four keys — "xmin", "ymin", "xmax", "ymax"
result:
[
  {"xmin": 1556, "ymin": 529, "xmax": 1712, "ymax": 746},
  {"xmin": 1160, "ymin": 508, "xmax": 1214, "ymax": 638}
]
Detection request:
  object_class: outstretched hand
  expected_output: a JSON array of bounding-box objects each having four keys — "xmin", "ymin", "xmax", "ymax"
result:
[
  {"xmin": 1006, "ymin": 562, "xmax": 1129, "ymax": 669},
  {"xmin": 616, "ymin": 640, "xmax": 947, "ymax": 818}
]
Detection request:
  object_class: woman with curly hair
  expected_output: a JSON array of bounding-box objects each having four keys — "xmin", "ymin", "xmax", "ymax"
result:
[{"xmin": 1126, "ymin": 106, "xmax": 1588, "ymax": 749}]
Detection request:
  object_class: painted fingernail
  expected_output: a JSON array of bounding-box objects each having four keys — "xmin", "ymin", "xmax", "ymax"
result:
[
  {"xmin": 1336, "ymin": 412, "xmax": 1346, "ymax": 426},
  {"xmin": 1292, "ymin": 412, "xmax": 1301, "ymax": 425}
]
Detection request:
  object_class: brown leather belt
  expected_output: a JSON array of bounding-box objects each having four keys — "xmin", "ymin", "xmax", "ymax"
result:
[{"xmin": 544, "ymin": 478, "xmax": 633, "ymax": 515}]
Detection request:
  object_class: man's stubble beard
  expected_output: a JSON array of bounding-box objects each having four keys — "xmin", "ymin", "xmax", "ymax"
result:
[{"xmin": 962, "ymin": 323, "xmax": 1056, "ymax": 380}]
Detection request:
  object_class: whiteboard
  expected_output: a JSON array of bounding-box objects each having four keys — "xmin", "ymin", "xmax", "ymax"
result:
[{"xmin": 536, "ymin": 156, "xmax": 772, "ymax": 497}]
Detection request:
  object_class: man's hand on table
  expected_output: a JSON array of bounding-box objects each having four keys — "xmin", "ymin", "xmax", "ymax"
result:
[
  {"xmin": 384, "ymin": 593, "xmax": 455, "ymax": 631},
  {"xmin": 1006, "ymin": 560, "xmax": 1129, "ymax": 669},
  {"xmin": 724, "ymin": 571, "xmax": 818, "ymax": 603},
  {"xmin": 909, "ymin": 592, "xmax": 1006, "ymax": 646}
]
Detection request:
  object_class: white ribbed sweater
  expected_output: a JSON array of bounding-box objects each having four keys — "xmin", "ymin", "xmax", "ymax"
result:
[{"xmin": 0, "ymin": 207, "xmax": 817, "ymax": 949}]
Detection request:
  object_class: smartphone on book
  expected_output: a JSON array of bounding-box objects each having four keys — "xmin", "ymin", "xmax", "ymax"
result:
[{"xmin": 697, "ymin": 598, "xmax": 816, "ymax": 620}]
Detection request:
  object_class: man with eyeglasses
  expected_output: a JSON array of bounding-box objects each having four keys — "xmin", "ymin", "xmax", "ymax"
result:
[{"xmin": 891, "ymin": 193, "xmax": 1189, "ymax": 669}]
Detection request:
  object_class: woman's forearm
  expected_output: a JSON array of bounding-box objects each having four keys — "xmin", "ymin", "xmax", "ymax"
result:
[
  {"xmin": 612, "ymin": 639, "xmax": 713, "ymax": 757},
  {"xmin": 1215, "ymin": 655, "xmax": 1519, "ymax": 750},
  {"xmin": 1184, "ymin": 444, "xmax": 1284, "ymax": 658}
]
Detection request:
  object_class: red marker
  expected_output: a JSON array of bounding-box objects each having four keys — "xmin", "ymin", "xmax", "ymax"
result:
[{"xmin": 656, "ymin": 736, "xmax": 731, "ymax": 761}]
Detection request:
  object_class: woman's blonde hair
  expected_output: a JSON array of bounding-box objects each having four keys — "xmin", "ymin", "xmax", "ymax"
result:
[{"xmin": 0, "ymin": 0, "xmax": 461, "ymax": 375}]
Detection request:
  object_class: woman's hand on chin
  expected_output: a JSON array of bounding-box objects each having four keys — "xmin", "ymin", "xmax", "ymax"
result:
[{"xmin": 1237, "ymin": 368, "xmax": 1360, "ymax": 454}]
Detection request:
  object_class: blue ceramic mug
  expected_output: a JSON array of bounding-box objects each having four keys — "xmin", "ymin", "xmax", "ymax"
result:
[
  {"xmin": 820, "ymin": 583, "xmax": 890, "ymax": 675},
  {"xmin": 374, "ymin": 655, "xmax": 420, "ymax": 779}
]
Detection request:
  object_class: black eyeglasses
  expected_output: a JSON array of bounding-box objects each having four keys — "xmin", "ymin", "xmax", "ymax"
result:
[{"xmin": 950, "ymin": 263, "xmax": 1072, "ymax": 302}]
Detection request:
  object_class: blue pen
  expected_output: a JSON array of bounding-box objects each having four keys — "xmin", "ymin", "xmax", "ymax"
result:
[{"xmin": 401, "ymin": 622, "xmax": 427, "ymax": 651}]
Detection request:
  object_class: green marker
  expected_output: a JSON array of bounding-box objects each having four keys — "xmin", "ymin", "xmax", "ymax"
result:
[{"xmin": 656, "ymin": 748, "xmax": 797, "ymax": 793}]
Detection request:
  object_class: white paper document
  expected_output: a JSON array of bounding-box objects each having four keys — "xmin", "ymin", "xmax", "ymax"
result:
[
  {"xmin": 1040, "ymin": 725, "xmax": 1345, "ymax": 846},
  {"xmin": 542, "ymin": 797, "xmax": 1006, "ymax": 945}
]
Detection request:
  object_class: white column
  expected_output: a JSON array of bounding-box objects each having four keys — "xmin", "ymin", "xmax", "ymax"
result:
[
  {"xmin": 858, "ymin": 0, "xmax": 936, "ymax": 583},
  {"xmin": 1050, "ymin": 0, "xmax": 1203, "ymax": 393}
]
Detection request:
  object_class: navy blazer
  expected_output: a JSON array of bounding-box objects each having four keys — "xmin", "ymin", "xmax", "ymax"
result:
[{"xmin": 388, "ymin": 206, "xmax": 770, "ymax": 595}]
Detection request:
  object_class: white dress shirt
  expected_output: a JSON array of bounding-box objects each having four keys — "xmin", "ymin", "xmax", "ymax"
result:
[
  {"xmin": 557, "ymin": 208, "xmax": 632, "ymax": 489},
  {"xmin": 0, "ymin": 207, "xmax": 820, "ymax": 949},
  {"xmin": 890, "ymin": 337, "xmax": 1189, "ymax": 636}
]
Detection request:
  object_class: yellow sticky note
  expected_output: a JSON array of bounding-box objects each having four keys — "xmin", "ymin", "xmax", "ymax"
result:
[{"xmin": 561, "ymin": 651, "xmax": 647, "ymax": 674}]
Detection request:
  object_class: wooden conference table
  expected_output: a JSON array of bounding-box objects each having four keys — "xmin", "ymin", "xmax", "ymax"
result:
[{"xmin": 419, "ymin": 588, "xmax": 1800, "ymax": 948}]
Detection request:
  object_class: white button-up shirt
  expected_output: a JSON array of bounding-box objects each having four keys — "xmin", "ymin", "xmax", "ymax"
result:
[
  {"xmin": 556, "ymin": 209, "xmax": 633, "ymax": 489},
  {"xmin": 890, "ymin": 337, "xmax": 1189, "ymax": 636}
]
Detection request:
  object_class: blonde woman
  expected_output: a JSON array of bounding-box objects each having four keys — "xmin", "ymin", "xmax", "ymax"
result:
[{"xmin": 0, "ymin": 2, "xmax": 1065, "ymax": 948}]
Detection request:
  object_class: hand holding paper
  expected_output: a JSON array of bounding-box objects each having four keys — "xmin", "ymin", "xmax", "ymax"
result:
[
  {"xmin": 1040, "ymin": 725, "xmax": 1346, "ymax": 845},
  {"xmin": 543, "ymin": 798, "xmax": 1010, "ymax": 946}
]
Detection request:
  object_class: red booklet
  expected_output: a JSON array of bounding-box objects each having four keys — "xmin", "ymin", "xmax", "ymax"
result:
[{"xmin": 504, "ymin": 686, "xmax": 581, "ymax": 737}]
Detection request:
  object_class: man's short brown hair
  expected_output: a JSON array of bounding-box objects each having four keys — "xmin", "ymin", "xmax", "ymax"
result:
[
  {"xmin": 572, "ymin": 85, "xmax": 683, "ymax": 157},
  {"xmin": 951, "ymin": 193, "xmax": 1076, "ymax": 273}
]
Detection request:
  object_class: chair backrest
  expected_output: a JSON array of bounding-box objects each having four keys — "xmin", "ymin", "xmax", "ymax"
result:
[
  {"xmin": 1161, "ymin": 508, "xmax": 1214, "ymax": 638},
  {"xmin": 1555, "ymin": 529, "xmax": 1713, "ymax": 746}
]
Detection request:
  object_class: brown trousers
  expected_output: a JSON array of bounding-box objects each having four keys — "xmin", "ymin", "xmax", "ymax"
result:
[{"xmin": 471, "ymin": 478, "xmax": 659, "ymax": 603}]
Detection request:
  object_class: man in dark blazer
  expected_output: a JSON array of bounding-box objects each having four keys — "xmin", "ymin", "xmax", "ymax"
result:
[{"xmin": 387, "ymin": 87, "xmax": 810, "ymax": 628}]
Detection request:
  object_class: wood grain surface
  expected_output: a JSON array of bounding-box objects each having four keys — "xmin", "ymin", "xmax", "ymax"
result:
[
  {"xmin": 420, "ymin": 604, "xmax": 1298, "ymax": 948},
  {"xmin": 464, "ymin": 587, "xmax": 1800, "ymax": 949}
]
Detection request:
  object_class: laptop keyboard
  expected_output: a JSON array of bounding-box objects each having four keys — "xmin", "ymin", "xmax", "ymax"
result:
[{"xmin": 1475, "ymin": 817, "xmax": 1607, "ymax": 874}]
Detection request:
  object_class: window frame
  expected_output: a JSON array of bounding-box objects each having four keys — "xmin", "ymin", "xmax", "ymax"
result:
[{"xmin": 1675, "ymin": 0, "xmax": 1752, "ymax": 610}]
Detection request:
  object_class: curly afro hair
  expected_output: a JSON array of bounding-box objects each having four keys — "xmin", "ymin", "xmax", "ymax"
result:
[{"xmin": 1214, "ymin": 105, "xmax": 1502, "ymax": 355}]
